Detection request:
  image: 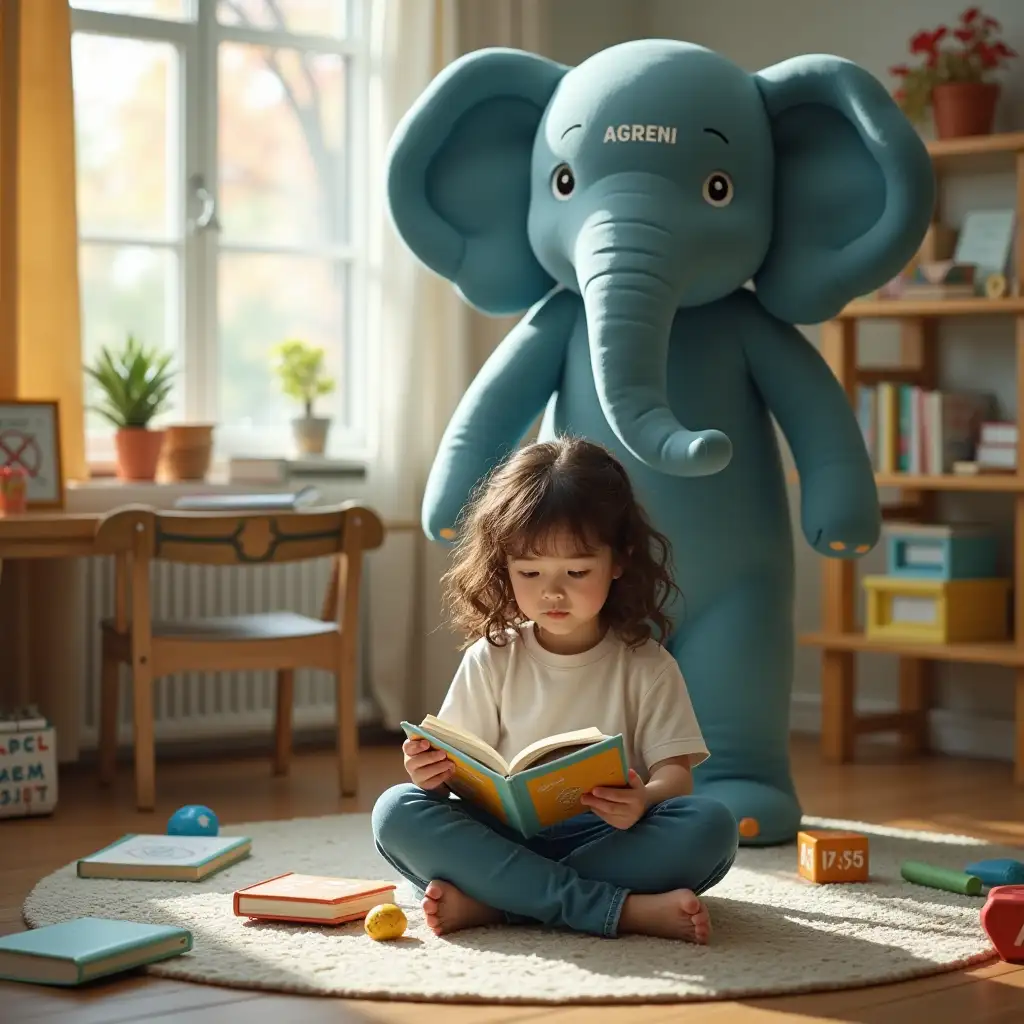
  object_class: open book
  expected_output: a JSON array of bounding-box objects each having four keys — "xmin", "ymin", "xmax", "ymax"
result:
[{"xmin": 401, "ymin": 714, "xmax": 628, "ymax": 837}]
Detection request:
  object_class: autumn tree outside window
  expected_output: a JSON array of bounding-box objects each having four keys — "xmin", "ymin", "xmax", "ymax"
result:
[{"xmin": 69, "ymin": 0, "xmax": 370, "ymax": 465}]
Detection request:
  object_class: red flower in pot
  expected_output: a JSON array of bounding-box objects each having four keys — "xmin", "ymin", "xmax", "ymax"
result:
[{"xmin": 890, "ymin": 7, "xmax": 1017, "ymax": 138}]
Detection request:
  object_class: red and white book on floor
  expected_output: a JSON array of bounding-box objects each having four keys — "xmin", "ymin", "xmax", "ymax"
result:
[{"xmin": 232, "ymin": 872, "xmax": 397, "ymax": 925}]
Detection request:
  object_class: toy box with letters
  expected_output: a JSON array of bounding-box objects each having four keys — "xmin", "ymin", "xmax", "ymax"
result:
[{"xmin": 0, "ymin": 705, "xmax": 57, "ymax": 819}]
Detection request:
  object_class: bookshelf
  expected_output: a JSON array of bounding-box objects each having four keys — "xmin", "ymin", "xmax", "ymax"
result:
[{"xmin": 797, "ymin": 129, "xmax": 1024, "ymax": 785}]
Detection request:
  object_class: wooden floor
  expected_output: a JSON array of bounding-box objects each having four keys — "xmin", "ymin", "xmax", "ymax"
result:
[{"xmin": 2, "ymin": 733, "xmax": 1024, "ymax": 1022}]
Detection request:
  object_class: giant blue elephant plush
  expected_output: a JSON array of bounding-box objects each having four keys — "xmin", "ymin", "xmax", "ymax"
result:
[{"xmin": 386, "ymin": 39, "xmax": 934, "ymax": 845}]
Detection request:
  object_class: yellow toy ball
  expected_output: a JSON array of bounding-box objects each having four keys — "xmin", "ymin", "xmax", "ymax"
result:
[{"xmin": 363, "ymin": 903, "xmax": 408, "ymax": 941}]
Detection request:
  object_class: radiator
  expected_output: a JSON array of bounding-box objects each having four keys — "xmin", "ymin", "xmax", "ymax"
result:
[{"xmin": 77, "ymin": 555, "xmax": 375, "ymax": 750}]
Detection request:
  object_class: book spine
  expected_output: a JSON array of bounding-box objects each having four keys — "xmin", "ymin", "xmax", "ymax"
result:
[
  {"xmin": 84, "ymin": 937, "xmax": 195, "ymax": 982},
  {"xmin": 507, "ymin": 776, "xmax": 542, "ymax": 838}
]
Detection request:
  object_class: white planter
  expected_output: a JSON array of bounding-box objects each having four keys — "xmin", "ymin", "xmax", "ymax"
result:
[{"xmin": 292, "ymin": 416, "xmax": 331, "ymax": 455}]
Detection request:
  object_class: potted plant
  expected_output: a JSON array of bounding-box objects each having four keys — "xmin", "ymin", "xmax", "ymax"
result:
[
  {"xmin": 890, "ymin": 7, "xmax": 1017, "ymax": 139},
  {"xmin": 85, "ymin": 333, "xmax": 175, "ymax": 481},
  {"xmin": 271, "ymin": 339, "xmax": 337, "ymax": 456},
  {"xmin": 159, "ymin": 422, "xmax": 216, "ymax": 482}
]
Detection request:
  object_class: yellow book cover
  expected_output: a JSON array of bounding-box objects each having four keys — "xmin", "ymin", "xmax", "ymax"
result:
[
  {"xmin": 400, "ymin": 715, "xmax": 628, "ymax": 837},
  {"xmin": 878, "ymin": 381, "xmax": 898, "ymax": 473}
]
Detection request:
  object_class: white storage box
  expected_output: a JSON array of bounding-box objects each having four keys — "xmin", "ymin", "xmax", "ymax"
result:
[{"xmin": 0, "ymin": 706, "xmax": 57, "ymax": 818}]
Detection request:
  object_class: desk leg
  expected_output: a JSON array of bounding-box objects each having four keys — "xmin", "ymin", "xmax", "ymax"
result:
[
  {"xmin": 0, "ymin": 559, "xmax": 30, "ymax": 709},
  {"xmin": 0, "ymin": 558, "xmax": 83, "ymax": 762},
  {"xmin": 16, "ymin": 562, "xmax": 30, "ymax": 705}
]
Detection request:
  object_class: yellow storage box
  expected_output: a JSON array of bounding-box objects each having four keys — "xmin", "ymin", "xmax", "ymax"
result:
[{"xmin": 863, "ymin": 575, "xmax": 1011, "ymax": 644}]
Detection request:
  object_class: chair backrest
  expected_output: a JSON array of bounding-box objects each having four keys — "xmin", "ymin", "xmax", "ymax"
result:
[{"xmin": 95, "ymin": 501, "xmax": 385, "ymax": 566}]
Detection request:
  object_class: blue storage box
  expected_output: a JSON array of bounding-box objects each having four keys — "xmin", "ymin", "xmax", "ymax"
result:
[{"xmin": 883, "ymin": 521, "xmax": 999, "ymax": 580}]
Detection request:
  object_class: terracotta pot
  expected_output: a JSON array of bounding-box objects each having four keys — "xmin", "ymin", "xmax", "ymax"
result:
[
  {"xmin": 159, "ymin": 423, "xmax": 215, "ymax": 481},
  {"xmin": 932, "ymin": 81, "xmax": 999, "ymax": 139},
  {"xmin": 115, "ymin": 427, "xmax": 166, "ymax": 481},
  {"xmin": 291, "ymin": 416, "xmax": 330, "ymax": 456}
]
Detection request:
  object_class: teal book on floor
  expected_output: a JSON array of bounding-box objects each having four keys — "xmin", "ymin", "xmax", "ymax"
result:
[
  {"xmin": 76, "ymin": 833, "xmax": 252, "ymax": 881},
  {"xmin": 0, "ymin": 917, "xmax": 192, "ymax": 986}
]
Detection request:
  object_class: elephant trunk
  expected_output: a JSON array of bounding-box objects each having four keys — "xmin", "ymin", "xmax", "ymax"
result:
[{"xmin": 575, "ymin": 214, "xmax": 732, "ymax": 477}]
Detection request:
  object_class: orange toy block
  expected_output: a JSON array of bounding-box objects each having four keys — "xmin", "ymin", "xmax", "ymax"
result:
[{"xmin": 797, "ymin": 829, "xmax": 870, "ymax": 883}]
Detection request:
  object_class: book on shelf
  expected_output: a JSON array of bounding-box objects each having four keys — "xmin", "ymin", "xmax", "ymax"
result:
[
  {"xmin": 400, "ymin": 714, "xmax": 628, "ymax": 838},
  {"xmin": 980, "ymin": 421, "xmax": 1018, "ymax": 447},
  {"xmin": 233, "ymin": 873, "xmax": 397, "ymax": 925},
  {"xmin": 973, "ymin": 444, "xmax": 1016, "ymax": 471},
  {"xmin": 172, "ymin": 485, "xmax": 320, "ymax": 511},
  {"xmin": 228, "ymin": 456, "xmax": 366, "ymax": 484},
  {"xmin": 0, "ymin": 917, "xmax": 192, "ymax": 987},
  {"xmin": 857, "ymin": 382, "xmax": 995, "ymax": 475},
  {"xmin": 897, "ymin": 283, "xmax": 977, "ymax": 299},
  {"xmin": 970, "ymin": 420, "xmax": 1019, "ymax": 471}
]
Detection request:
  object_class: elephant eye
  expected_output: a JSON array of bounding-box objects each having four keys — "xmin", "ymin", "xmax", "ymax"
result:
[
  {"xmin": 702, "ymin": 171, "xmax": 732, "ymax": 207},
  {"xmin": 551, "ymin": 163, "xmax": 575, "ymax": 200}
]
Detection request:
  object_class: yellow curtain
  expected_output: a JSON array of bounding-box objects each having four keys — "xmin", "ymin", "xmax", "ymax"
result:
[{"xmin": 0, "ymin": 0, "xmax": 86, "ymax": 483}]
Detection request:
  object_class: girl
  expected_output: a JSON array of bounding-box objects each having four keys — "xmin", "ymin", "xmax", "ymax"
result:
[{"xmin": 371, "ymin": 436, "xmax": 737, "ymax": 942}]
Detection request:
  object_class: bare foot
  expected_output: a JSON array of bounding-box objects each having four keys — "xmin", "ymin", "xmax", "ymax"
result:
[
  {"xmin": 421, "ymin": 880, "xmax": 503, "ymax": 936},
  {"xmin": 617, "ymin": 888, "xmax": 711, "ymax": 943}
]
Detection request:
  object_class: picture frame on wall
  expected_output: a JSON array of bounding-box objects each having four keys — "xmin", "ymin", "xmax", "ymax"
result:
[{"xmin": 0, "ymin": 399, "xmax": 64, "ymax": 508}]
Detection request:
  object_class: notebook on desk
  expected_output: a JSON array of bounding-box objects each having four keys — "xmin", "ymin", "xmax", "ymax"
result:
[{"xmin": 172, "ymin": 486, "xmax": 320, "ymax": 511}]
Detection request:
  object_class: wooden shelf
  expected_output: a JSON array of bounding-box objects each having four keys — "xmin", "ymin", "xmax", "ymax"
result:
[
  {"xmin": 811, "ymin": 128, "xmax": 1024, "ymax": 783},
  {"xmin": 799, "ymin": 631, "xmax": 1024, "ymax": 667},
  {"xmin": 874, "ymin": 472, "xmax": 1024, "ymax": 491},
  {"xmin": 926, "ymin": 129, "xmax": 1024, "ymax": 162},
  {"xmin": 839, "ymin": 297, "xmax": 1024, "ymax": 319},
  {"xmin": 787, "ymin": 471, "xmax": 1024, "ymax": 491}
]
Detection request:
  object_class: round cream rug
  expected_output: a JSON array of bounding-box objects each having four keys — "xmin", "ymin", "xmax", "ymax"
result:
[{"xmin": 23, "ymin": 812, "xmax": 1016, "ymax": 1003}]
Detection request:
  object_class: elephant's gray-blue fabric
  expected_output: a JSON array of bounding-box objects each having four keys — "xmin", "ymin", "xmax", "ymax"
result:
[{"xmin": 384, "ymin": 39, "xmax": 934, "ymax": 845}]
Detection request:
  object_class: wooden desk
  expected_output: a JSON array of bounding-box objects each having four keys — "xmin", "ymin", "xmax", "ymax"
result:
[
  {"xmin": 0, "ymin": 509, "xmax": 417, "ymax": 762},
  {"xmin": 0, "ymin": 512, "xmax": 105, "ymax": 559},
  {"xmin": 0, "ymin": 512, "xmax": 418, "ymax": 557}
]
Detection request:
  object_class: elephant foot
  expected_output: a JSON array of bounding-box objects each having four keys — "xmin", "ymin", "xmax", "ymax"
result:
[{"xmin": 695, "ymin": 777, "xmax": 802, "ymax": 847}]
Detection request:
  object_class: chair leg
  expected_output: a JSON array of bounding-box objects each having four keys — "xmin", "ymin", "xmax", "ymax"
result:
[
  {"xmin": 273, "ymin": 669, "xmax": 294, "ymax": 776},
  {"xmin": 132, "ymin": 656, "xmax": 156, "ymax": 811},
  {"xmin": 335, "ymin": 640, "xmax": 359, "ymax": 797},
  {"xmin": 98, "ymin": 642, "xmax": 120, "ymax": 786}
]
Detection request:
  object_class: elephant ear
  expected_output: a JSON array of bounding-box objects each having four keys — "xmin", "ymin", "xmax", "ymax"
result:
[
  {"xmin": 752, "ymin": 55, "xmax": 935, "ymax": 324},
  {"xmin": 386, "ymin": 48, "xmax": 568, "ymax": 316}
]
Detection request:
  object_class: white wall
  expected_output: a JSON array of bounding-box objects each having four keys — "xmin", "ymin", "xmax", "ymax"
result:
[{"xmin": 648, "ymin": 0, "xmax": 1024, "ymax": 759}]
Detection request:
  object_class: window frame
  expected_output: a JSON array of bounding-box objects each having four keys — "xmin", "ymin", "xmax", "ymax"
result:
[{"xmin": 70, "ymin": 0, "xmax": 371, "ymax": 467}]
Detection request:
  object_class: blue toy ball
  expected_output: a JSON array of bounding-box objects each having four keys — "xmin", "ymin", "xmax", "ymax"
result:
[{"xmin": 167, "ymin": 804, "xmax": 219, "ymax": 837}]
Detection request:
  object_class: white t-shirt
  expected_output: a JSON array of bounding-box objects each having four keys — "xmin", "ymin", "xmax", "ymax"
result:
[{"xmin": 437, "ymin": 623, "xmax": 709, "ymax": 780}]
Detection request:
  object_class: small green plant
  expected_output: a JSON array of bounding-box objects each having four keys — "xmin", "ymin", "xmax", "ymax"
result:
[
  {"xmin": 85, "ymin": 333, "xmax": 175, "ymax": 429},
  {"xmin": 271, "ymin": 339, "xmax": 336, "ymax": 418}
]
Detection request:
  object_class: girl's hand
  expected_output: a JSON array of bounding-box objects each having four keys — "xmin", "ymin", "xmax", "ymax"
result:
[
  {"xmin": 403, "ymin": 738, "xmax": 455, "ymax": 790},
  {"xmin": 581, "ymin": 769, "xmax": 648, "ymax": 829}
]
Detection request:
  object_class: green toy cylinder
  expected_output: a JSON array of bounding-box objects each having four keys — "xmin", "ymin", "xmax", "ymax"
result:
[{"xmin": 901, "ymin": 860, "xmax": 983, "ymax": 896}]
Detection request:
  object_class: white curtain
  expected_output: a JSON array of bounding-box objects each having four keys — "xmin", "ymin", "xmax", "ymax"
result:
[{"xmin": 361, "ymin": 0, "xmax": 546, "ymax": 727}]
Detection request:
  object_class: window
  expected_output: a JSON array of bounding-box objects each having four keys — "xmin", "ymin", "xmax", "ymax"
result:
[{"xmin": 70, "ymin": 0, "xmax": 369, "ymax": 463}]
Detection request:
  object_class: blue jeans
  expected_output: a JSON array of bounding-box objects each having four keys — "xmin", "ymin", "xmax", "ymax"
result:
[{"xmin": 370, "ymin": 783, "xmax": 738, "ymax": 938}]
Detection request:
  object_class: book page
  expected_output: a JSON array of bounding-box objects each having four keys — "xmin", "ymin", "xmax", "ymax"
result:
[
  {"xmin": 417, "ymin": 715, "xmax": 510, "ymax": 775},
  {"xmin": 508, "ymin": 727, "xmax": 608, "ymax": 775}
]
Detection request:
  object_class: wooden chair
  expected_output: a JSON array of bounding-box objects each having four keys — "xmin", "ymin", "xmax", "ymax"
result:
[{"xmin": 93, "ymin": 501, "xmax": 385, "ymax": 810}]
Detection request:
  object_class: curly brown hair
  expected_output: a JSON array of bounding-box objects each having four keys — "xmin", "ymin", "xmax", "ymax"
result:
[{"xmin": 441, "ymin": 436, "xmax": 681, "ymax": 650}]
